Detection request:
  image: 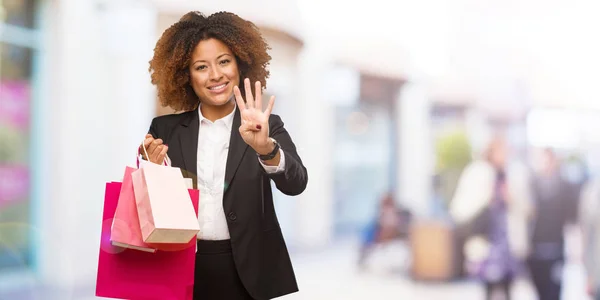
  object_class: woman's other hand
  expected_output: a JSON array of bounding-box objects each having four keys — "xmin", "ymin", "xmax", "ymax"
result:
[
  {"xmin": 140, "ymin": 134, "xmax": 168, "ymax": 165},
  {"xmin": 233, "ymin": 78, "xmax": 275, "ymax": 155}
]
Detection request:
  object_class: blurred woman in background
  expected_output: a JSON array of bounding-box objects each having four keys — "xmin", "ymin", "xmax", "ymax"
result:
[{"xmin": 450, "ymin": 136, "xmax": 532, "ymax": 300}]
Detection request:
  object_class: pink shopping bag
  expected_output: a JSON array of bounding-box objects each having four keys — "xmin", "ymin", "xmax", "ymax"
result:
[
  {"xmin": 95, "ymin": 181, "xmax": 199, "ymax": 300},
  {"xmin": 132, "ymin": 160, "xmax": 200, "ymax": 244},
  {"xmin": 110, "ymin": 166, "xmax": 156, "ymax": 253}
]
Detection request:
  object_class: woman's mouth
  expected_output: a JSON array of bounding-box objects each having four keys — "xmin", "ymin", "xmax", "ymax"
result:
[{"xmin": 208, "ymin": 82, "xmax": 228, "ymax": 93}]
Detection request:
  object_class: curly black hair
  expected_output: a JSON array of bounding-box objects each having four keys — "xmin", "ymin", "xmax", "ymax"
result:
[{"xmin": 149, "ymin": 11, "xmax": 272, "ymax": 112}]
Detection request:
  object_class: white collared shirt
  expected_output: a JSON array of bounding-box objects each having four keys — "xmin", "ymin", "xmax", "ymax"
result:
[{"xmin": 196, "ymin": 104, "xmax": 285, "ymax": 240}]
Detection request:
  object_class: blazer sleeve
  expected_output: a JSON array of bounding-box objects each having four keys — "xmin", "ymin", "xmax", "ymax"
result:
[
  {"xmin": 137, "ymin": 118, "xmax": 160, "ymax": 161},
  {"xmin": 147, "ymin": 117, "xmax": 161, "ymax": 139},
  {"xmin": 266, "ymin": 114, "xmax": 308, "ymax": 196}
]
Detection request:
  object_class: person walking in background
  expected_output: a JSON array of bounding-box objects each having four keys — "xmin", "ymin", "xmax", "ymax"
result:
[
  {"xmin": 140, "ymin": 11, "xmax": 308, "ymax": 300},
  {"xmin": 579, "ymin": 173, "xmax": 600, "ymax": 300},
  {"xmin": 450, "ymin": 136, "xmax": 532, "ymax": 300},
  {"xmin": 527, "ymin": 149, "xmax": 580, "ymax": 300}
]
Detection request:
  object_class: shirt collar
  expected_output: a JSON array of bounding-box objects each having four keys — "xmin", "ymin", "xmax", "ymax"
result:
[{"xmin": 197, "ymin": 102, "xmax": 236, "ymax": 131}]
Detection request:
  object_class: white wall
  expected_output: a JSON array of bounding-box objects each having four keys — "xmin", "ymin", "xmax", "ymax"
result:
[
  {"xmin": 397, "ymin": 83, "xmax": 433, "ymax": 216},
  {"xmin": 261, "ymin": 32, "xmax": 303, "ymax": 247},
  {"xmin": 150, "ymin": 0, "xmax": 305, "ymax": 43},
  {"xmin": 36, "ymin": 0, "xmax": 157, "ymax": 288},
  {"xmin": 292, "ymin": 40, "xmax": 336, "ymax": 249}
]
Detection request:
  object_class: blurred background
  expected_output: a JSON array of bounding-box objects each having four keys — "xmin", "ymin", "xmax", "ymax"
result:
[{"xmin": 1, "ymin": 0, "xmax": 600, "ymax": 299}]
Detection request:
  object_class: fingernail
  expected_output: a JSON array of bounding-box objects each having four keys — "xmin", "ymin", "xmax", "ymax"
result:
[{"xmin": 256, "ymin": 125, "xmax": 262, "ymax": 130}]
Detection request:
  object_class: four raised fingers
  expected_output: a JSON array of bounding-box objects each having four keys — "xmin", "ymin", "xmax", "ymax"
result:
[{"xmin": 234, "ymin": 78, "xmax": 275, "ymax": 115}]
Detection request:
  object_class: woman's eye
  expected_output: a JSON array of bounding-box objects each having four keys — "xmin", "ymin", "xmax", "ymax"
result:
[
  {"xmin": 196, "ymin": 65, "xmax": 207, "ymax": 71},
  {"xmin": 219, "ymin": 59, "xmax": 230, "ymax": 65}
]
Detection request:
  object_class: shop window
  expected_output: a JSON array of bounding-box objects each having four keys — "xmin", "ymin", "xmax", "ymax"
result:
[
  {"xmin": 0, "ymin": 2, "xmax": 37, "ymax": 269},
  {"xmin": 1, "ymin": 0, "xmax": 36, "ymax": 28}
]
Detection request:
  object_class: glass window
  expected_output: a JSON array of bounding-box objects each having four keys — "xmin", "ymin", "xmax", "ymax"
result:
[
  {"xmin": 0, "ymin": 41, "xmax": 33, "ymax": 269},
  {"xmin": 333, "ymin": 104, "xmax": 393, "ymax": 235},
  {"xmin": 1, "ymin": 0, "xmax": 36, "ymax": 28},
  {"xmin": 0, "ymin": 42, "xmax": 33, "ymax": 80}
]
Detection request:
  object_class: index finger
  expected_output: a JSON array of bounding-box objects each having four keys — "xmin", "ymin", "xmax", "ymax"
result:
[
  {"xmin": 244, "ymin": 78, "xmax": 255, "ymax": 108},
  {"xmin": 143, "ymin": 136, "xmax": 154, "ymax": 148},
  {"xmin": 233, "ymin": 85, "xmax": 246, "ymax": 110},
  {"xmin": 141, "ymin": 136, "xmax": 154, "ymax": 158}
]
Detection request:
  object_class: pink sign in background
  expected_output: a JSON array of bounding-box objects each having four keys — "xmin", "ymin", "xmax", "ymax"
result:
[
  {"xmin": 0, "ymin": 80, "xmax": 30, "ymax": 130},
  {"xmin": 0, "ymin": 80, "xmax": 30, "ymax": 208},
  {"xmin": 0, "ymin": 165, "xmax": 29, "ymax": 209}
]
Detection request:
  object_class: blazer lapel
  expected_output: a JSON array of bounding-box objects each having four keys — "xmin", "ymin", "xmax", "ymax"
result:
[
  {"xmin": 224, "ymin": 108, "xmax": 248, "ymax": 193},
  {"xmin": 179, "ymin": 110, "xmax": 199, "ymax": 177}
]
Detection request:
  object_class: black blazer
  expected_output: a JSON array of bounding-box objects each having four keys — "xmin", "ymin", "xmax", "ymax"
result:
[{"xmin": 147, "ymin": 108, "xmax": 308, "ymax": 300}]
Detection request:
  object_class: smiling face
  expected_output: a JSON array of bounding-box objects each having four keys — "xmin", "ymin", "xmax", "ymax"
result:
[
  {"xmin": 486, "ymin": 137, "xmax": 508, "ymax": 168},
  {"xmin": 189, "ymin": 38, "xmax": 240, "ymax": 110}
]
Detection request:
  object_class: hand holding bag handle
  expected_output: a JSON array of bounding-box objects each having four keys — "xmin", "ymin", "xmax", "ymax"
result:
[
  {"xmin": 138, "ymin": 139, "xmax": 193, "ymax": 188},
  {"xmin": 137, "ymin": 137, "xmax": 171, "ymax": 168}
]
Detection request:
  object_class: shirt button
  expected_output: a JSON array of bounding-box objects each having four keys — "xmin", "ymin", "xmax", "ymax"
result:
[{"xmin": 228, "ymin": 212, "xmax": 237, "ymax": 222}]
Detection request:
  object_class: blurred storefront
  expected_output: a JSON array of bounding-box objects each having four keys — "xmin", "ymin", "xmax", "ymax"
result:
[
  {"xmin": 0, "ymin": 0, "xmax": 38, "ymax": 274},
  {"xmin": 332, "ymin": 73, "xmax": 404, "ymax": 235}
]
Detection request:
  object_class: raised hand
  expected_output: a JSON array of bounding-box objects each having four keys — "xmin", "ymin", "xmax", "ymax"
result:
[{"xmin": 233, "ymin": 78, "xmax": 275, "ymax": 155}]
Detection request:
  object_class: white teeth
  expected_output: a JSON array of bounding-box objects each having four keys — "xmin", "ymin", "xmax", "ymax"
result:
[{"xmin": 209, "ymin": 83, "xmax": 227, "ymax": 90}]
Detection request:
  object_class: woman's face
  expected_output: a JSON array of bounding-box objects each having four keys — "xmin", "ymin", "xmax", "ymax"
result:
[
  {"xmin": 488, "ymin": 139, "xmax": 508, "ymax": 167},
  {"xmin": 189, "ymin": 38, "xmax": 240, "ymax": 107}
]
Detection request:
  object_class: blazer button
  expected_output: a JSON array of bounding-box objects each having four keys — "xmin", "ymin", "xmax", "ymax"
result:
[{"xmin": 228, "ymin": 212, "xmax": 237, "ymax": 221}]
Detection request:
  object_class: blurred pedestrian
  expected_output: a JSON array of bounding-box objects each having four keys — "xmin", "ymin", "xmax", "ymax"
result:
[
  {"xmin": 450, "ymin": 136, "xmax": 532, "ymax": 300},
  {"xmin": 527, "ymin": 148, "xmax": 580, "ymax": 300},
  {"xmin": 579, "ymin": 174, "xmax": 600, "ymax": 300}
]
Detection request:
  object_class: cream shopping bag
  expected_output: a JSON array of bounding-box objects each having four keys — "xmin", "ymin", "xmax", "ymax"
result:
[{"xmin": 131, "ymin": 145, "xmax": 200, "ymax": 244}]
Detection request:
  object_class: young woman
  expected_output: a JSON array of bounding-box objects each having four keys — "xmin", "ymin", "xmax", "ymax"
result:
[{"xmin": 140, "ymin": 11, "xmax": 308, "ymax": 300}]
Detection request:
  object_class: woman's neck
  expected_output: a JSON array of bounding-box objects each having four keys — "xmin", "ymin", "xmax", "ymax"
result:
[{"xmin": 200, "ymin": 100, "xmax": 235, "ymax": 122}]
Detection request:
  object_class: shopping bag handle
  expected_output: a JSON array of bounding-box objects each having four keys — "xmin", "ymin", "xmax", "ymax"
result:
[{"xmin": 137, "ymin": 139, "xmax": 170, "ymax": 168}]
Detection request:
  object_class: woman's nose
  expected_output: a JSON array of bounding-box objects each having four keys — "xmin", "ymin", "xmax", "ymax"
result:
[{"xmin": 209, "ymin": 68, "xmax": 222, "ymax": 80}]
